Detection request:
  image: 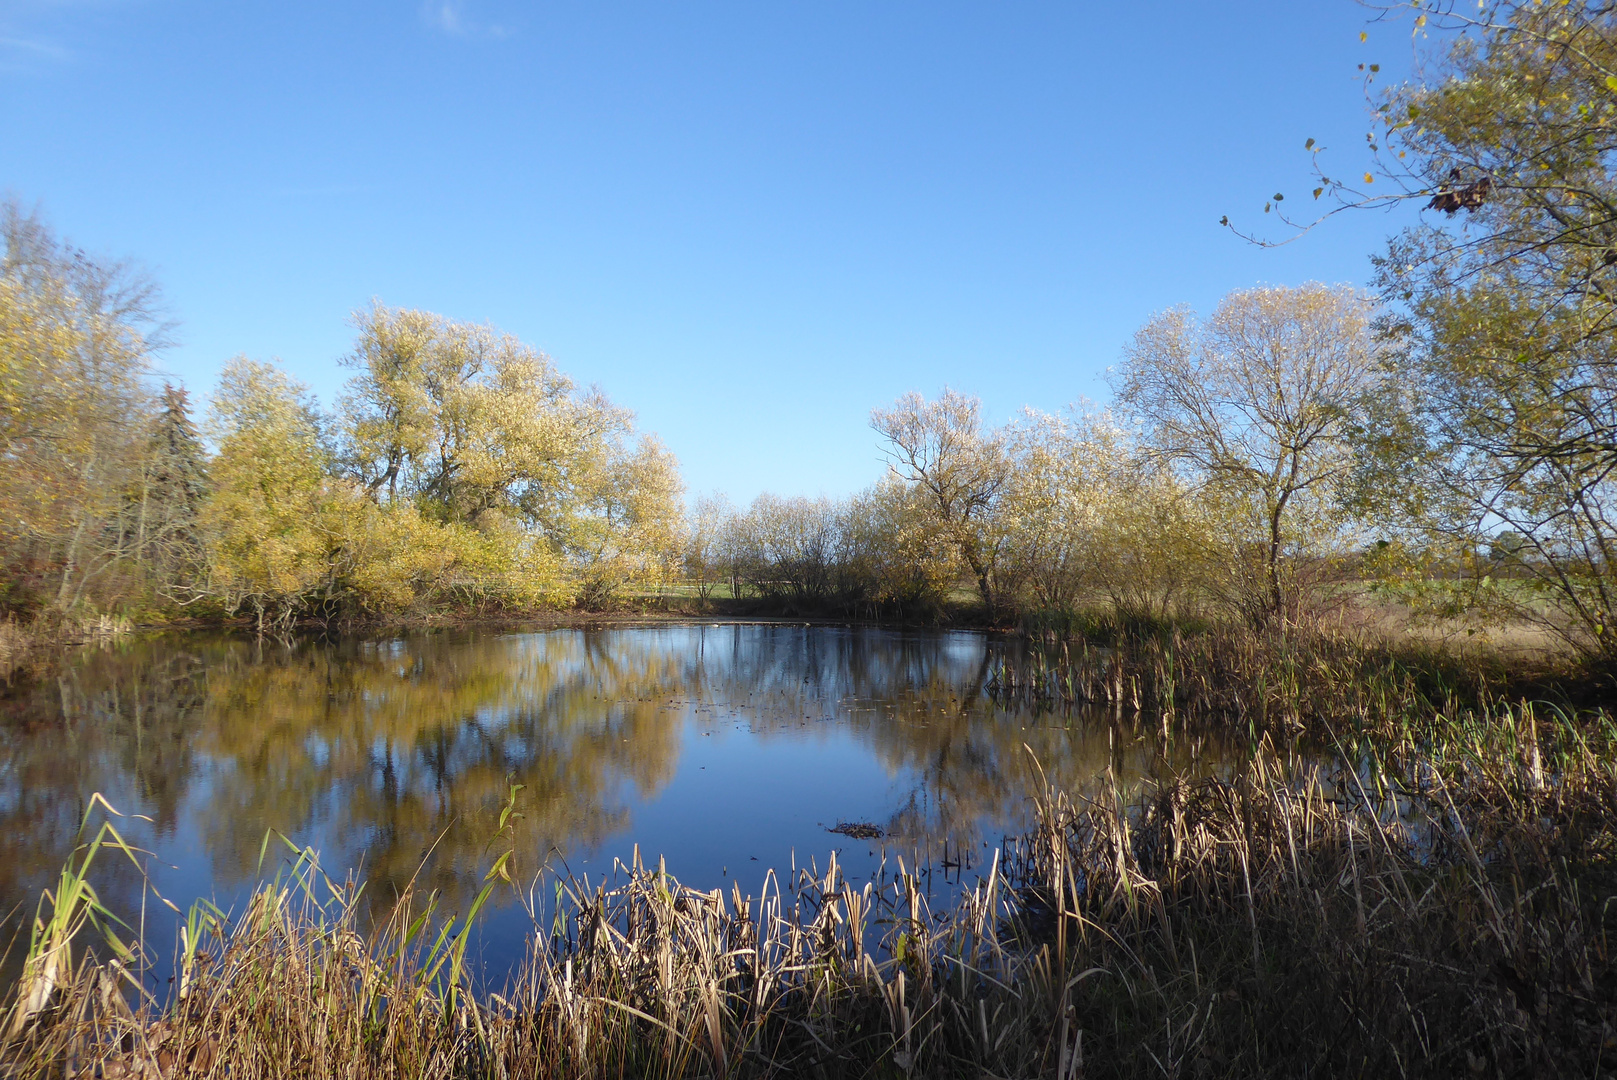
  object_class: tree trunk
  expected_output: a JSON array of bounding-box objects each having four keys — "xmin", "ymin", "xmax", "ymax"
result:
[{"xmin": 1267, "ymin": 502, "xmax": 1285, "ymax": 624}]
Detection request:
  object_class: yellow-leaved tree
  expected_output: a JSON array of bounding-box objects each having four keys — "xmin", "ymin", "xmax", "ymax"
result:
[
  {"xmin": 339, "ymin": 304, "xmax": 683, "ymax": 609},
  {"xmin": 201, "ymin": 358, "xmax": 357, "ymax": 631},
  {"xmin": 871, "ymin": 389, "xmax": 1012, "ymax": 616},
  {"xmin": 997, "ymin": 408, "xmax": 1215, "ymax": 623},
  {"xmin": 0, "ymin": 202, "xmax": 169, "ymax": 619},
  {"xmin": 1115, "ymin": 284, "xmax": 1381, "ymax": 626}
]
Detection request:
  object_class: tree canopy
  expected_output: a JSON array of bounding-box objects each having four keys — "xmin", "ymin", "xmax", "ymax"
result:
[{"xmin": 1367, "ymin": 1, "xmax": 1617, "ymax": 655}]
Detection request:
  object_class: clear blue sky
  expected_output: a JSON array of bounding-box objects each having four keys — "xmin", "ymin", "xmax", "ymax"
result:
[{"xmin": 1, "ymin": 1, "xmax": 1422, "ymax": 504}]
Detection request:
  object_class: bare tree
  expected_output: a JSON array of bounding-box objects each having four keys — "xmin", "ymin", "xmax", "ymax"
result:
[
  {"xmin": 1114, "ymin": 284, "xmax": 1380, "ymax": 624},
  {"xmin": 684, "ymin": 493, "xmax": 733, "ymax": 601},
  {"xmin": 733, "ymin": 494, "xmax": 842, "ymax": 608},
  {"xmin": 871, "ymin": 389, "xmax": 1011, "ymax": 615}
]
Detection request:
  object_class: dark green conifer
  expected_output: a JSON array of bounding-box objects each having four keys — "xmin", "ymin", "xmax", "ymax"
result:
[
  {"xmin": 134, "ymin": 383, "xmax": 210, "ymax": 586},
  {"xmin": 150, "ymin": 383, "xmax": 208, "ymax": 516}
]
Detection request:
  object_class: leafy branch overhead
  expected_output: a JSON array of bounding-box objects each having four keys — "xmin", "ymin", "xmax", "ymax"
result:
[{"xmin": 1225, "ymin": 0, "xmax": 1617, "ymax": 656}]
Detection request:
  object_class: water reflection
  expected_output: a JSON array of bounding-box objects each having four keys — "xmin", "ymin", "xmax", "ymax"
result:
[{"xmin": 0, "ymin": 625, "xmax": 1236, "ymax": 985}]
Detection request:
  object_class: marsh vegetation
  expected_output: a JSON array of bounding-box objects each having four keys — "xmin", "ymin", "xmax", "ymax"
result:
[
  {"xmin": 4, "ymin": 625, "xmax": 1613, "ymax": 1078},
  {"xmin": 6, "ymin": 0, "xmax": 1617, "ymax": 1075}
]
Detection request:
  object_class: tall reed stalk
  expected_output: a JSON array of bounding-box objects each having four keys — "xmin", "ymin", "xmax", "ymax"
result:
[{"xmin": 5, "ymin": 659, "xmax": 1614, "ymax": 1077}]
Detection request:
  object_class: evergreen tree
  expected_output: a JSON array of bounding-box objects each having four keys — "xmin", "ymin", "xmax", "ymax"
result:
[
  {"xmin": 150, "ymin": 384, "xmax": 208, "ymax": 518},
  {"xmin": 134, "ymin": 383, "xmax": 210, "ymax": 591}
]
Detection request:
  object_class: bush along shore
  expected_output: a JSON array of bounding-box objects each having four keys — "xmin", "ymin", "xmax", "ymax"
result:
[{"xmin": 3, "ymin": 639, "xmax": 1614, "ymax": 1080}]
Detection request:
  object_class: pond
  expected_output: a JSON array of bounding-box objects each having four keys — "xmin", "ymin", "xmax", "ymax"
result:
[{"xmin": 0, "ymin": 623, "xmax": 1237, "ymax": 992}]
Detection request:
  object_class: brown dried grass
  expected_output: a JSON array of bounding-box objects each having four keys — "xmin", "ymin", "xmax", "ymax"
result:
[{"xmin": 3, "ymin": 689, "xmax": 1614, "ymax": 1078}]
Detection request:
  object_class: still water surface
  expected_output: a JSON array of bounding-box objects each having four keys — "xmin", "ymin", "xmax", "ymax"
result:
[{"xmin": 0, "ymin": 623, "xmax": 1227, "ymax": 988}]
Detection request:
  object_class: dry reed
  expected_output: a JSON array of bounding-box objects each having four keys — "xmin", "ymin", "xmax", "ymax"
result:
[{"xmin": 4, "ymin": 646, "xmax": 1615, "ymax": 1077}]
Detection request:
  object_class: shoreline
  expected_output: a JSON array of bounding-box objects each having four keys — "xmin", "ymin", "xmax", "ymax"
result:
[
  {"xmin": 8, "ymin": 718, "xmax": 1612, "ymax": 1079},
  {"xmin": 0, "ymin": 603, "xmax": 1013, "ymax": 682},
  {"xmin": 3, "ymin": 601, "xmax": 1592, "ymax": 703}
]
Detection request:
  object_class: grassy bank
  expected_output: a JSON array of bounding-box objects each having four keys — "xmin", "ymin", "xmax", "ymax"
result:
[
  {"xmin": 3, "ymin": 639, "xmax": 1613, "ymax": 1078},
  {"xmin": 992, "ymin": 615, "xmax": 1605, "ymax": 734}
]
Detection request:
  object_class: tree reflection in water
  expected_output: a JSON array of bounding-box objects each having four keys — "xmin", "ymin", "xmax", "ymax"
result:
[{"xmin": 0, "ymin": 625, "xmax": 1237, "ymax": 986}]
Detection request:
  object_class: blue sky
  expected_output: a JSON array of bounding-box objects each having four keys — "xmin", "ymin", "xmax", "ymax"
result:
[{"xmin": 1, "ymin": 1, "xmax": 1423, "ymax": 503}]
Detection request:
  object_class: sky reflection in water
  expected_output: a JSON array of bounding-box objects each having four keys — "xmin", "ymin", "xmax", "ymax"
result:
[{"xmin": 0, "ymin": 624, "xmax": 1225, "ymax": 988}]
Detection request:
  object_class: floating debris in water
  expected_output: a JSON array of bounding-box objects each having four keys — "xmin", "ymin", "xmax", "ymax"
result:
[{"xmin": 827, "ymin": 821, "xmax": 883, "ymax": 840}]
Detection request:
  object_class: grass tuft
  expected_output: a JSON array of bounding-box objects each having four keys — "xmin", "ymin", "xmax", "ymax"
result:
[{"xmin": 4, "ymin": 697, "xmax": 1615, "ymax": 1077}]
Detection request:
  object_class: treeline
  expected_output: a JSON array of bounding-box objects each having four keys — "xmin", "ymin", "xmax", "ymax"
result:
[
  {"xmin": 7, "ymin": 1, "xmax": 1617, "ymax": 662},
  {"xmin": 0, "ymin": 204, "xmax": 1369, "ymax": 640},
  {"xmin": 697, "ymin": 0, "xmax": 1617, "ymax": 667},
  {"xmin": 682, "ymin": 404, "xmax": 1203, "ymax": 624},
  {"xmin": 684, "ymin": 286, "xmax": 1378, "ymax": 628},
  {"xmin": 686, "ymin": 271, "xmax": 1612, "ymax": 670},
  {"xmin": 0, "ymin": 205, "xmax": 683, "ymax": 633}
]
